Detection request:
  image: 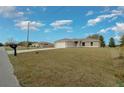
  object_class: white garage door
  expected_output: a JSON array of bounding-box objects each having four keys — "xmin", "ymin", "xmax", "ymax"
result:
[{"xmin": 55, "ymin": 42, "xmax": 66, "ymax": 48}]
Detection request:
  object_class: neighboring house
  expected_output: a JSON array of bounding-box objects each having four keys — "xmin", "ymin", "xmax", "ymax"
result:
[
  {"xmin": 55, "ymin": 38, "xmax": 100, "ymax": 48},
  {"xmin": 31, "ymin": 42, "xmax": 54, "ymax": 48}
]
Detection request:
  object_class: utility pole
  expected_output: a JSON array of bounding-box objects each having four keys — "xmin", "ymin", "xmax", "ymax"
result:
[{"xmin": 27, "ymin": 22, "xmax": 30, "ymax": 47}]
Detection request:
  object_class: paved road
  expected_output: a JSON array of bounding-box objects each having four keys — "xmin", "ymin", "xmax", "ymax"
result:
[
  {"xmin": 0, "ymin": 47, "xmax": 20, "ymax": 87},
  {"xmin": 7, "ymin": 48, "xmax": 57, "ymax": 54}
]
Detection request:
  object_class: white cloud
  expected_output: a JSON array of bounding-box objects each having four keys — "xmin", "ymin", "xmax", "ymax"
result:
[
  {"xmin": 64, "ymin": 27, "xmax": 73, "ymax": 32},
  {"xmin": 117, "ymin": 6, "xmax": 124, "ymax": 11},
  {"xmin": 50, "ymin": 20, "xmax": 73, "ymax": 29},
  {"xmin": 44, "ymin": 29, "xmax": 51, "ymax": 33},
  {"xmin": 66, "ymin": 30, "xmax": 73, "ymax": 33},
  {"xmin": 44, "ymin": 26, "xmax": 73, "ymax": 33},
  {"xmin": 17, "ymin": 12, "xmax": 24, "ymax": 16},
  {"xmin": 88, "ymin": 12, "xmax": 122, "ymax": 26},
  {"xmin": 98, "ymin": 22, "xmax": 124, "ymax": 34},
  {"xmin": 114, "ymin": 35, "xmax": 121, "ymax": 41},
  {"xmin": 86, "ymin": 11, "xmax": 94, "ymax": 16},
  {"xmin": 108, "ymin": 16, "xmax": 118, "ymax": 22},
  {"xmin": 15, "ymin": 20, "xmax": 45, "ymax": 31},
  {"xmin": 49, "ymin": 20, "xmax": 73, "ymax": 33},
  {"xmin": 98, "ymin": 27, "xmax": 112, "ymax": 33},
  {"xmin": 82, "ymin": 7, "xmax": 124, "ymax": 29},
  {"xmin": 26, "ymin": 8, "xmax": 32, "ymax": 15},
  {"xmin": 100, "ymin": 7, "xmax": 110, "ymax": 13},
  {"xmin": 88, "ymin": 17, "xmax": 101, "ymax": 26},
  {"xmin": 0, "ymin": 6, "xmax": 24, "ymax": 18},
  {"xmin": 111, "ymin": 23, "xmax": 124, "ymax": 32},
  {"xmin": 87, "ymin": 8, "xmax": 123, "ymax": 26}
]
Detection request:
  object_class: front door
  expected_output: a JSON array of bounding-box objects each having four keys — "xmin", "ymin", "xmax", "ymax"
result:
[
  {"xmin": 82, "ymin": 42, "xmax": 85, "ymax": 46},
  {"xmin": 91, "ymin": 42, "xmax": 93, "ymax": 46}
]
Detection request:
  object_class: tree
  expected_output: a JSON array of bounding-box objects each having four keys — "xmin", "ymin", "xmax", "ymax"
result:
[
  {"xmin": 109, "ymin": 37, "xmax": 116, "ymax": 47},
  {"xmin": 5, "ymin": 38, "xmax": 17, "ymax": 56},
  {"xmin": 18, "ymin": 41, "xmax": 28, "ymax": 46},
  {"xmin": 87, "ymin": 34, "xmax": 100, "ymax": 39},
  {"xmin": 0, "ymin": 42, "xmax": 3, "ymax": 46},
  {"xmin": 18, "ymin": 41, "xmax": 34, "ymax": 47},
  {"xmin": 99, "ymin": 35, "xmax": 105, "ymax": 47},
  {"xmin": 5, "ymin": 38, "xmax": 17, "ymax": 46},
  {"xmin": 120, "ymin": 35, "xmax": 124, "ymax": 46}
]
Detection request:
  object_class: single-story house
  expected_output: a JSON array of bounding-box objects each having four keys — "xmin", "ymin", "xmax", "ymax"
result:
[
  {"xmin": 55, "ymin": 38, "xmax": 100, "ymax": 48},
  {"xmin": 31, "ymin": 42, "xmax": 54, "ymax": 48}
]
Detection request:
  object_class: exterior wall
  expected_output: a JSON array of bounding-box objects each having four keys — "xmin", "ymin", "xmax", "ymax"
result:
[
  {"xmin": 55, "ymin": 42, "xmax": 66, "ymax": 48},
  {"xmin": 55, "ymin": 40, "xmax": 100, "ymax": 48},
  {"xmin": 31, "ymin": 43, "xmax": 41, "ymax": 48},
  {"xmin": 92, "ymin": 41, "xmax": 100, "ymax": 47},
  {"xmin": 65, "ymin": 41, "xmax": 76, "ymax": 48},
  {"xmin": 77, "ymin": 41, "xmax": 82, "ymax": 47},
  {"xmin": 81, "ymin": 41, "xmax": 100, "ymax": 47},
  {"xmin": 55, "ymin": 41, "xmax": 76, "ymax": 48},
  {"xmin": 85, "ymin": 42, "xmax": 91, "ymax": 47}
]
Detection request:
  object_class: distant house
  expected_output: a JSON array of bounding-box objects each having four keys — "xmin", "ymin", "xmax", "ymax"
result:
[
  {"xmin": 55, "ymin": 38, "xmax": 100, "ymax": 48},
  {"xmin": 31, "ymin": 42, "xmax": 54, "ymax": 48}
]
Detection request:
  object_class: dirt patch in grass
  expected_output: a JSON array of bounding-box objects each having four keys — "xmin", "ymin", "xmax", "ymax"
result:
[{"xmin": 9, "ymin": 48, "xmax": 124, "ymax": 87}]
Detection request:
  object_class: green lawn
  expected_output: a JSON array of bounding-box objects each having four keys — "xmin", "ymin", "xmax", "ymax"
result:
[{"xmin": 9, "ymin": 47, "xmax": 124, "ymax": 87}]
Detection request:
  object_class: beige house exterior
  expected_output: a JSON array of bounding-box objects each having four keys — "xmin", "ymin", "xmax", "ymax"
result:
[{"xmin": 55, "ymin": 38, "xmax": 100, "ymax": 48}]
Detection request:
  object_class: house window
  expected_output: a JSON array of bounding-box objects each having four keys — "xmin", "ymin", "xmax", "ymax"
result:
[
  {"xmin": 82, "ymin": 42, "xmax": 85, "ymax": 46},
  {"xmin": 74, "ymin": 41, "xmax": 78, "ymax": 46},
  {"xmin": 91, "ymin": 42, "xmax": 93, "ymax": 46}
]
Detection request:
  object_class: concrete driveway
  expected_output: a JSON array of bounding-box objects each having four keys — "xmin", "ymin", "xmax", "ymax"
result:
[{"xmin": 0, "ymin": 47, "xmax": 20, "ymax": 87}]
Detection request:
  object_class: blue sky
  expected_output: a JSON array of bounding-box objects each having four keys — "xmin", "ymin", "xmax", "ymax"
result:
[{"xmin": 0, "ymin": 6, "xmax": 124, "ymax": 44}]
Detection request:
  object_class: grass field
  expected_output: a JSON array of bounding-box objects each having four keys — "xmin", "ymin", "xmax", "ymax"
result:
[{"xmin": 9, "ymin": 47, "xmax": 124, "ymax": 87}]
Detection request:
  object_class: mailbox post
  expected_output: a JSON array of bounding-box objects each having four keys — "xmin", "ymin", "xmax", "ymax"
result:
[{"xmin": 9, "ymin": 44, "xmax": 17, "ymax": 56}]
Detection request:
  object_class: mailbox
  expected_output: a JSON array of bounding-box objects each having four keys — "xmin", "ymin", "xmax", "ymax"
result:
[{"xmin": 9, "ymin": 44, "xmax": 17, "ymax": 56}]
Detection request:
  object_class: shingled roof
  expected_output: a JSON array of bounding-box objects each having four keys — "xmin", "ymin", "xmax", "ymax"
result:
[
  {"xmin": 55, "ymin": 38, "xmax": 80, "ymax": 43},
  {"xmin": 55, "ymin": 38, "xmax": 99, "ymax": 43},
  {"xmin": 81, "ymin": 38, "xmax": 100, "ymax": 42}
]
